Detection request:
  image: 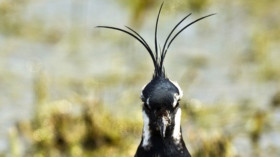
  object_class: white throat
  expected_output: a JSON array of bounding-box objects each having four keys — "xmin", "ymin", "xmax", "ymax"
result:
[
  {"xmin": 142, "ymin": 108, "xmax": 182, "ymax": 146},
  {"xmin": 173, "ymin": 108, "xmax": 182, "ymax": 143},
  {"xmin": 142, "ymin": 111, "xmax": 151, "ymax": 148}
]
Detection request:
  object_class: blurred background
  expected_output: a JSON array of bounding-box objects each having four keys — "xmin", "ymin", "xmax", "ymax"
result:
[{"xmin": 0, "ymin": 0, "xmax": 280, "ymax": 156}]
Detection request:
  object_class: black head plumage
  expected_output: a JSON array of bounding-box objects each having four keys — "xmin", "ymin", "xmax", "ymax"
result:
[{"xmin": 97, "ymin": 2, "xmax": 215, "ymax": 78}]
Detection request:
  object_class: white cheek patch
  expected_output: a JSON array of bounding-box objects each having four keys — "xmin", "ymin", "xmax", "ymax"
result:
[
  {"xmin": 142, "ymin": 84, "xmax": 148, "ymax": 90},
  {"xmin": 140, "ymin": 92, "xmax": 144, "ymax": 101},
  {"xmin": 173, "ymin": 93, "xmax": 180, "ymax": 107},
  {"xmin": 146, "ymin": 98, "xmax": 150, "ymax": 105},
  {"xmin": 142, "ymin": 111, "xmax": 151, "ymax": 148},
  {"xmin": 140, "ymin": 83, "xmax": 148, "ymax": 102},
  {"xmin": 169, "ymin": 79, "xmax": 183, "ymax": 99},
  {"xmin": 140, "ymin": 84, "xmax": 147, "ymax": 97},
  {"xmin": 173, "ymin": 108, "xmax": 182, "ymax": 143}
]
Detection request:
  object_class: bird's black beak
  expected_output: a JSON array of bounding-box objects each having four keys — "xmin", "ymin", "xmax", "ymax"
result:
[{"xmin": 157, "ymin": 116, "xmax": 170, "ymax": 138}]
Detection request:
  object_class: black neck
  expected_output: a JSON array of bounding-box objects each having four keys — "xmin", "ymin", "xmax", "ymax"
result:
[{"xmin": 135, "ymin": 129, "xmax": 191, "ymax": 157}]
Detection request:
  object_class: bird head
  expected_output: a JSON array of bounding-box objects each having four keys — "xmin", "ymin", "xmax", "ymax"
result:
[
  {"xmin": 97, "ymin": 2, "xmax": 214, "ymax": 139},
  {"xmin": 141, "ymin": 76, "xmax": 183, "ymax": 138}
]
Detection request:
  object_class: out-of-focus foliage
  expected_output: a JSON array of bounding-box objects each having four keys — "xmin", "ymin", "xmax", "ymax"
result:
[
  {"xmin": 15, "ymin": 99, "xmax": 141, "ymax": 156},
  {"xmin": 0, "ymin": 0, "xmax": 28, "ymax": 36},
  {"xmin": 11, "ymin": 71, "xmax": 141, "ymax": 157},
  {"xmin": 120, "ymin": 0, "xmax": 210, "ymax": 27},
  {"xmin": 1, "ymin": 0, "xmax": 280, "ymax": 157},
  {"xmin": 0, "ymin": 0, "xmax": 64, "ymax": 43}
]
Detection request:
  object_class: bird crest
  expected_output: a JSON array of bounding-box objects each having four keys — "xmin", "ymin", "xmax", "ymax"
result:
[
  {"xmin": 98, "ymin": 2, "xmax": 215, "ymax": 156},
  {"xmin": 97, "ymin": 2, "xmax": 215, "ymax": 79}
]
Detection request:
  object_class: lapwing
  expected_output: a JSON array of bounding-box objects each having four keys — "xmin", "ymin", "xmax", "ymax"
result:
[{"xmin": 97, "ymin": 2, "xmax": 214, "ymax": 157}]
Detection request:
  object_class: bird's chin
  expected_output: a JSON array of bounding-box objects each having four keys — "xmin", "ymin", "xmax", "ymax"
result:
[{"xmin": 155, "ymin": 126, "xmax": 172, "ymax": 139}]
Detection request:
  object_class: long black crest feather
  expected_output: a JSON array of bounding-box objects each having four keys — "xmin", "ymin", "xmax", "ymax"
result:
[
  {"xmin": 160, "ymin": 13, "xmax": 192, "ymax": 70},
  {"xmin": 96, "ymin": 25, "xmax": 158, "ymax": 71},
  {"xmin": 161, "ymin": 13, "xmax": 216, "ymax": 65},
  {"xmin": 97, "ymin": 3, "xmax": 215, "ymax": 78},
  {"xmin": 125, "ymin": 26, "xmax": 150, "ymax": 50},
  {"xmin": 124, "ymin": 25, "xmax": 159, "ymax": 73},
  {"xmin": 155, "ymin": 2, "xmax": 164, "ymax": 64}
]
